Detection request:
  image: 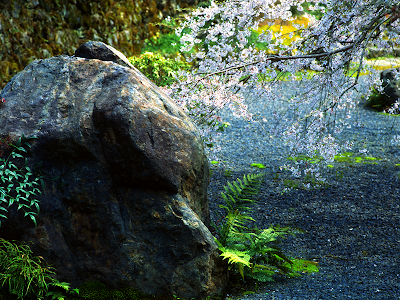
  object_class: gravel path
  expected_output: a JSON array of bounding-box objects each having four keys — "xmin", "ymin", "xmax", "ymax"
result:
[{"xmin": 207, "ymin": 76, "xmax": 400, "ymax": 299}]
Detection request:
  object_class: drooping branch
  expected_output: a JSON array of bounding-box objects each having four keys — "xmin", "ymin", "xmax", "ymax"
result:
[{"xmin": 194, "ymin": 5, "xmax": 392, "ymax": 80}]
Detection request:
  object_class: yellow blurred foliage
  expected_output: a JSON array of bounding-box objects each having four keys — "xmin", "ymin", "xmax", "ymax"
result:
[{"xmin": 256, "ymin": 15, "xmax": 313, "ymax": 47}]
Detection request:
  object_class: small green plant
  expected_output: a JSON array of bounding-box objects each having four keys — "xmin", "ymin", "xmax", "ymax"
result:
[
  {"xmin": 365, "ymin": 86, "xmax": 387, "ymax": 111},
  {"xmin": 0, "ymin": 238, "xmax": 78, "ymax": 300},
  {"xmin": 334, "ymin": 152, "xmax": 380, "ymax": 165},
  {"xmin": 250, "ymin": 163, "xmax": 266, "ymax": 169},
  {"xmin": 287, "ymin": 152, "xmax": 380, "ymax": 166},
  {"xmin": 215, "ymin": 121, "xmax": 231, "ymax": 132},
  {"xmin": 77, "ymin": 281, "xmax": 111, "ymax": 299},
  {"xmin": 273, "ymin": 172, "xmax": 280, "ymax": 181},
  {"xmin": 128, "ymin": 52, "xmax": 190, "ymax": 87},
  {"xmin": 335, "ymin": 170, "xmax": 345, "ymax": 181},
  {"xmin": 45, "ymin": 280, "xmax": 79, "ymax": 300},
  {"xmin": 213, "ymin": 174, "xmax": 319, "ymax": 282},
  {"xmin": 283, "ymin": 152, "xmax": 380, "ymax": 189},
  {"xmin": 283, "ymin": 172, "xmax": 328, "ymax": 190},
  {"xmin": 286, "ymin": 154, "xmax": 323, "ymax": 164},
  {"xmin": 224, "ymin": 169, "xmax": 233, "ymax": 177},
  {"xmin": 283, "ymin": 154, "xmax": 328, "ymax": 189},
  {"xmin": 283, "ymin": 178, "xmax": 301, "ymax": 189},
  {"xmin": 0, "ymin": 134, "xmax": 42, "ymax": 227}
]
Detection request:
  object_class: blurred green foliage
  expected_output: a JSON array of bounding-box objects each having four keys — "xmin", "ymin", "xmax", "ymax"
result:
[
  {"xmin": 128, "ymin": 52, "xmax": 190, "ymax": 87},
  {"xmin": 141, "ymin": 33, "xmax": 184, "ymax": 57}
]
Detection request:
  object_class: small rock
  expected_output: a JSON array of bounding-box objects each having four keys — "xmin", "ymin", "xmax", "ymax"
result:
[
  {"xmin": 75, "ymin": 40, "xmax": 136, "ymax": 70},
  {"xmin": 380, "ymin": 68, "xmax": 400, "ymax": 108}
]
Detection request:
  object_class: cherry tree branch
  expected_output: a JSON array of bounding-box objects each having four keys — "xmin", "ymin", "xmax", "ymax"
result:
[{"xmin": 194, "ymin": 7, "xmax": 391, "ymax": 80}]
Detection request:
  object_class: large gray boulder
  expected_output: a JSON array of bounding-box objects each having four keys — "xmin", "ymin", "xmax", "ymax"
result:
[{"xmin": 0, "ymin": 43, "xmax": 227, "ymax": 299}]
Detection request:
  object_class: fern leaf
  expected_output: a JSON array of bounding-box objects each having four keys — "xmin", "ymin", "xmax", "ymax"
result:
[
  {"xmin": 219, "ymin": 247, "xmax": 251, "ymax": 268},
  {"xmin": 227, "ymin": 182, "xmax": 239, "ymax": 199},
  {"xmin": 227, "ymin": 194, "xmax": 237, "ymax": 208},
  {"xmin": 271, "ymin": 251, "xmax": 294, "ymax": 266},
  {"xmin": 282, "ymin": 258, "xmax": 320, "ymax": 274},
  {"xmin": 274, "ymin": 224, "xmax": 304, "ymax": 234},
  {"xmin": 237, "ymin": 262, "xmax": 245, "ymax": 280},
  {"xmin": 247, "ymin": 264, "xmax": 277, "ymax": 282},
  {"xmin": 214, "ymin": 172, "xmax": 318, "ymax": 283},
  {"xmin": 221, "ymin": 173, "xmax": 264, "ymax": 215},
  {"xmin": 233, "ymin": 181, "xmax": 242, "ymax": 194},
  {"xmin": 220, "ymin": 193, "xmax": 229, "ymax": 205},
  {"xmin": 48, "ymin": 281, "xmax": 70, "ymax": 291}
]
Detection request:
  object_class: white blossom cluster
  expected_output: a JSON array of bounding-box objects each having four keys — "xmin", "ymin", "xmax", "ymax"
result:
[{"xmin": 166, "ymin": 0, "xmax": 400, "ymax": 186}]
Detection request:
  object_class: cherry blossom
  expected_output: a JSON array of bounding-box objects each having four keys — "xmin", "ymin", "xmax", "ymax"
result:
[{"xmin": 164, "ymin": 0, "xmax": 400, "ymax": 186}]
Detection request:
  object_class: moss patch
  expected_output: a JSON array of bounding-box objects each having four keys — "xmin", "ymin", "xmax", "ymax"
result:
[
  {"xmin": 76, "ymin": 281, "xmax": 156, "ymax": 300},
  {"xmin": 287, "ymin": 152, "xmax": 380, "ymax": 166}
]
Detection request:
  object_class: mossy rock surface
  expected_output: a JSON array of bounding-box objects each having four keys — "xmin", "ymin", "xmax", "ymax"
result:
[
  {"xmin": 78, "ymin": 281, "xmax": 111, "ymax": 299},
  {"xmin": 0, "ymin": 0, "xmax": 199, "ymax": 90},
  {"xmin": 77, "ymin": 281, "xmax": 153, "ymax": 300}
]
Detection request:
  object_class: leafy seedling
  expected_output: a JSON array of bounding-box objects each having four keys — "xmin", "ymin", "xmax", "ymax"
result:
[
  {"xmin": 216, "ymin": 122, "xmax": 231, "ymax": 132},
  {"xmin": 224, "ymin": 169, "xmax": 233, "ymax": 177},
  {"xmin": 250, "ymin": 163, "xmax": 266, "ymax": 169}
]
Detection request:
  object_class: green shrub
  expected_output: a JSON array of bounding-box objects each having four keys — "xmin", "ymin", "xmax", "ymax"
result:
[
  {"xmin": 0, "ymin": 238, "xmax": 78, "ymax": 300},
  {"xmin": 141, "ymin": 33, "xmax": 183, "ymax": 57},
  {"xmin": 128, "ymin": 52, "xmax": 190, "ymax": 87}
]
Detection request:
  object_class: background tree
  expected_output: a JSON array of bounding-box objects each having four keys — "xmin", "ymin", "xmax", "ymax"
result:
[{"xmin": 162, "ymin": 0, "xmax": 400, "ymax": 181}]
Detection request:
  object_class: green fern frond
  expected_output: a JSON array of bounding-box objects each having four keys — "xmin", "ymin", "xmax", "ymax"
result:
[
  {"xmin": 220, "ymin": 173, "xmax": 264, "ymax": 214},
  {"xmin": 273, "ymin": 224, "xmax": 305, "ymax": 236},
  {"xmin": 282, "ymin": 258, "xmax": 320, "ymax": 274},
  {"xmin": 48, "ymin": 281, "xmax": 70, "ymax": 291},
  {"xmin": 218, "ymin": 246, "xmax": 252, "ymax": 280},
  {"xmin": 258, "ymin": 227, "xmax": 279, "ymax": 242},
  {"xmin": 219, "ymin": 248, "xmax": 251, "ymax": 267},
  {"xmin": 244, "ymin": 264, "xmax": 278, "ymax": 282},
  {"xmin": 214, "ymin": 173, "xmax": 319, "ymax": 283},
  {"xmin": 217, "ymin": 210, "xmax": 254, "ymax": 246}
]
